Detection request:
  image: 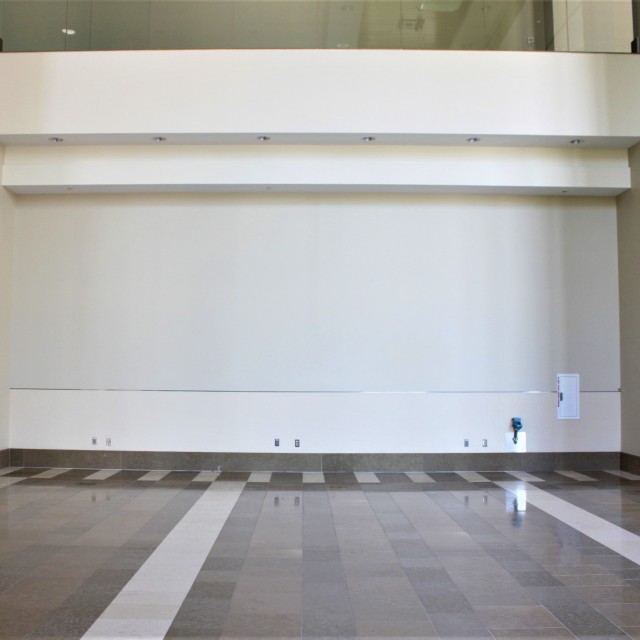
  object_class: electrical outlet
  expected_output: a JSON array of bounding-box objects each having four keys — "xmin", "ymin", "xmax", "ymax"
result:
[
  {"xmin": 275, "ymin": 438, "xmax": 280, "ymax": 447},
  {"xmin": 295, "ymin": 439, "xmax": 300, "ymax": 447},
  {"xmin": 91, "ymin": 437, "xmax": 97, "ymax": 446},
  {"xmin": 482, "ymin": 438, "xmax": 488, "ymax": 447},
  {"xmin": 106, "ymin": 437, "xmax": 112, "ymax": 447},
  {"xmin": 464, "ymin": 439, "xmax": 470, "ymax": 448}
]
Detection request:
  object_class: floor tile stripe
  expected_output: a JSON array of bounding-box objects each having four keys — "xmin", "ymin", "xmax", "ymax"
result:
[
  {"xmin": 556, "ymin": 470, "xmax": 596, "ymax": 481},
  {"xmin": 0, "ymin": 476, "xmax": 26, "ymax": 488},
  {"xmin": 606, "ymin": 469, "xmax": 640, "ymax": 480},
  {"xmin": 0, "ymin": 467, "xmax": 22, "ymax": 476},
  {"xmin": 81, "ymin": 481, "xmax": 245, "ymax": 640},
  {"xmin": 84, "ymin": 469, "xmax": 121, "ymax": 481},
  {"xmin": 455, "ymin": 470, "xmax": 489, "ymax": 483},
  {"xmin": 496, "ymin": 480, "xmax": 640, "ymax": 565},
  {"xmin": 138, "ymin": 470, "xmax": 172, "ymax": 481},
  {"xmin": 248, "ymin": 471, "xmax": 272, "ymax": 483},
  {"xmin": 193, "ymin": 470, "xmax": 220, "ymax": 482},
  {"xmin": 354, "ymin": 471, "xmax": 380, "ymax": 483},
  {"xmin": 405, "ymin": 472, "xmax": 436, "ymax": 483},
  {"xmin": 302, "ymin": 471, "xmax": 325, "ymax": 483},
  {"xmin": 32, "ymin": 468, "xmax": 71, "ymax": 479},
  {"xmin": 507, "ymin": 470, "xmax": 545, "ymax": 482}
]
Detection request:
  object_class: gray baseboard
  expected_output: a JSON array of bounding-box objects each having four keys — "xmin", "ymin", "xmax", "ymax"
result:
[
  {"xmin": 621, "ymin": 451, "xmax": 640, "ymax": 474},
  {"xmin": 9, "ymin": 448, "xmax": 620, "ymax": 472},
  {"xmin": 0, "ymin": 448, "xmax": 9, "ymax": 468}
]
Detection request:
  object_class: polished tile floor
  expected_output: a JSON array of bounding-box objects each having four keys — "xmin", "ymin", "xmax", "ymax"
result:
[{"xmin": 1, "ymin": 467, "xmax": 640, "ymax": 639}]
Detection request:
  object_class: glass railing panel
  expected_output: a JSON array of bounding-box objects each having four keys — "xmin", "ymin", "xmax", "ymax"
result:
[{"xmin": 0, "ymin": 0, "xmax": 635, "ymax": 53}]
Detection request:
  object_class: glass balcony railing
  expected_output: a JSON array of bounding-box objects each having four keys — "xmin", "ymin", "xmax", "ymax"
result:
[{"xmin": 0, "ymin": 0, "xmax": 635, "ymax": 54}]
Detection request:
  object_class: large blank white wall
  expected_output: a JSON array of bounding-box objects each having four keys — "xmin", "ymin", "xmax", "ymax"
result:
[{"xmin": 9, "ymin": 192, "xmax": 621, "ymax": 453}]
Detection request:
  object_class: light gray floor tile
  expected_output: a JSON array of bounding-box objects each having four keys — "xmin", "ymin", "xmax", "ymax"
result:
[
  {"xmin": 354, "ymin": 472, "xmax": 380, "ymax": 483},
  {"xmin": 83, "ymin": 469, "xmax": 120, "ymax": 481},
  {"xmin": 606, "ymin": 470, "xmax": 640, "ymax": 480},
  {"xmin": 193, "ymin": 471, "xmax": 221, "ymax": 482},
  {"xmin": 137, "ymin": 470, "xmax": 172, "ymax": 481},
  {"xmin": 33, "ymin": 468, "xmax": 71, "ymax": 478},
  {"xmin": 405, "ymin": 472, "xmax": 436, "ymax": 483},
  {"xmin": 456, "ymin": 471, "xmax": 490, "ymax": 483},
  {"xmin": 507, "ymin": 471, "xmax": 545, "ymax": 482},
  {"xmin": 556, "ymin": 470, "xmax": 596, "ymax": 481},
  {"xmin": 0, "ymin": 467, "xmax": 22, "ymax": 476},
  {"xmin": 248, "ymin": 472, "xmax": 272, "ymax": 483}
]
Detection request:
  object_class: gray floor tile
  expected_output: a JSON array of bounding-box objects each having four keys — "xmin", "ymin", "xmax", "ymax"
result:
[{"xmin": 2, "ymin": 467, "xmax": 640, "ymax": 640}]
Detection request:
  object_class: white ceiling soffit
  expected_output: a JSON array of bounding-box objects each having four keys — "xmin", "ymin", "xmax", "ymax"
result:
[
  {"xmin": 1, "ymin": 133, "xmax": 639, "ymax": 149},
  {"xmin": 2, "ymin": 145, "xmax": 630, "ymax": 196}
]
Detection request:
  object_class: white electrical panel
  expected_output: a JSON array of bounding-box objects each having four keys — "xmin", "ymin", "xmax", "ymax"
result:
[{"xmin": 557, "ymin": 374, "xmax": 580, "ymax": 420}]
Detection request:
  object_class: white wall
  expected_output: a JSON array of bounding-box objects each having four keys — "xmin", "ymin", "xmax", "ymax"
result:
[
  {"xmin": 1, "ymin": 50, "xmax": 640, "ymax": 143},
  {"xmin": 0, "ymin": 48, "xmax": 631, "ymax": 457},
  {"xmin": 0, "ymin": 148, "xmax": 14, "ymax": 450},
  {"xmin": 618, "ymin": 143, "xmax": 640, "ymax": 457},
  {"xmin": 9, "ymin": 192, "xmax": 621, "ymax": 453},
  {"xmin": 10, "ymin": 389, "xmax": 620, "ymax": 454}
]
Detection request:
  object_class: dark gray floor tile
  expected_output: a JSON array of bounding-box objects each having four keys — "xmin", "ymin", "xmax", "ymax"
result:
[
  {"xmin": 473, "ymin": 604, "xmax": 564, "ymax": 629},
  {"xmin": 429, "ymin": 611, "xmax": 493, "ymax": 637},
  {"xmin": 323, "ymin": 473, "xmax": 358, "ymax": 485},
  {"xmin": 543, "ymin": 600, "xmax": 628, "ymax": 635},
  {"xmin": 221, "ymin": 612, "xmax": 301, "ymax": 637},
  {"xmin": 515, "ymin": 571, "xmax": 564, "ymax": 587},
  {"xmin": 416, "ymin": 585, "xmax": 475, "ymax": 613},
  {"xmin": 271, "ymin": 472, "xmax": 303, "ymax": 485},
  {"xmin": 490, "ymin": 630, "xmax": 575, "ymax": 639},
  {"xmin": 302, "ymin": 610, "xmax": 356, "ymax": 637},
  {"xmin": 595, "ymin": 603, "xmax": 640, "ymax": 626},
  {"xmin": 376, "ymin": 472, "xmax": 414, "ymax": 483}
]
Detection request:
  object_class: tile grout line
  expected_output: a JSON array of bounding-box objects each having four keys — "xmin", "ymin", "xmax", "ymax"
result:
[{"xmin": 81, "ymin": 480, "xmax": 246, "ymax": 640}]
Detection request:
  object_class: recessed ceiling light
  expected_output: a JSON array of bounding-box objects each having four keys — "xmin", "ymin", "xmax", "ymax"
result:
[
  {"xmin": 152, "ymin": 136, "xmax": 166, "ymax": 142},
  {"xmin": 257, "ymin": 136, "xmax": 271, "ymax": 142},
  {"xmin": 48, "ymin": 137, "xmax": 64, "ymax": 143},
  {"xmin": 61, "ymin": 28, "xmax": 76, "ymax": 35},
  {"xmin": 570, "ymin": 138, "xmax": 584, "ymax": 145},
  {"xmin": 467, "ymin": 137, "xmax": 481, "ymax": 143},
  {"xmin": 362, "ymin": 136, "xmax": 376, "ymax": 142}
]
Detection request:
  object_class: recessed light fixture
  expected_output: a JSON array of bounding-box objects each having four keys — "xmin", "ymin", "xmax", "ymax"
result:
[
  {"xmin": 61, "ymin": 28, "xmax": 76, "ymax": 35},
  {"xmin": 152, "ymin": 136, "xmax": 166, "ymax": 143},
  {"xmin": 48, "ymin": 137, "xmax": 64, "ymax": 143},
  {"xmin": 257, "ymin": 136, "xmax": 271, "ymax": 142},
  {"xmin": 467, "ymin": 137, "xmax": 481, "ymax": 143},
  {"xmin": 570, "ymin": 138, "xmax": 584, "ymax": 145},
  {"xmin": 362, "ymin": 136, "xmax": 376, "ymax": 142}
]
